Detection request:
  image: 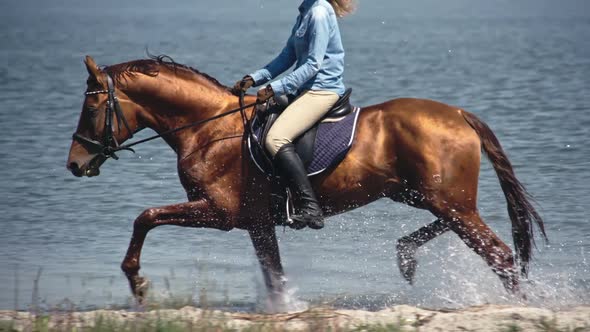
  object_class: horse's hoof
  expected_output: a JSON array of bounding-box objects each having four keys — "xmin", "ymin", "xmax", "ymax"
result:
[
  {"xmin": 498, "ymin": 269, "xmax": 521, "ymax": 296},
  {"xmin": 396, "ymin": 239, "xmax": 418, "ymax": 284},
  {"xmin": 133, "ymin": 276, "xmax": 151, "ymax": 304}
]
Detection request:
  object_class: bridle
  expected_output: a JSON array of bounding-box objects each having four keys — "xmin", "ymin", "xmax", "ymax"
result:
[
  {"xmin": 73, "ymin": 74, "xmax": 134, "ymax": 160},
  {"xmin": 72, "ymin": 72, "xmax": 258, "ymax": 161}
]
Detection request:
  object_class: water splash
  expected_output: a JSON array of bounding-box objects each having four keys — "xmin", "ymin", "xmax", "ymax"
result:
[
  {"xmin": 255, "ymin": 275, "xmax": 308, "ymax": 313},
  {"xmin": 397, "ymin": 234, "xmax": 589, "ymax": 309},
  {"xmin": 265, "ymin": 285, "xmax": 309, "ymax": 314}
]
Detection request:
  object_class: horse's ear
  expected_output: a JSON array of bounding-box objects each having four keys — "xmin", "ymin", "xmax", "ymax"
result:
[{"xmin": 84, "ymin": 55, "xmax": 102, "ymax": 79}]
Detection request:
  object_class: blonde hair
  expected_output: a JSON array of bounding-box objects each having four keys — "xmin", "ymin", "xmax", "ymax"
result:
[{"xmin": 327, "ymin": 0, "xmax": 356, "ymax": 17}]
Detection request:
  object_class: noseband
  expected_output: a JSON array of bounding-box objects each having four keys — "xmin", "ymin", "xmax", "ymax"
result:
[{"xmin": 73, "ymin": 74, "xmax": 134, "ymax": 160}]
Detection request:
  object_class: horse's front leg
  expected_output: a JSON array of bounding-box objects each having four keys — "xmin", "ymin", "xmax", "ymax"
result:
[
  {"xmin": 248, "ymin": 225, "xmax": 287, "ymax": 311},
  {"xmin": 120, "ymin": 199, "xmax": 231, "ymax": 303}
]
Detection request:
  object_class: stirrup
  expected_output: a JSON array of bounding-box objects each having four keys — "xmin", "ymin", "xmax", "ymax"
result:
[
  {"xmin": 291, "ymin": 212, "xmax": 324, "ymax": 230},
  {"xmin": 284, "ymin": 189, "xmax": 324, "ymax": 230}
]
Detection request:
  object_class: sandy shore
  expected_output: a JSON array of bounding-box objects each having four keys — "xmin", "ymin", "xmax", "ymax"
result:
[{"xmin": 1, "ymin": 305, "xmax": 589, "ymax": 331}]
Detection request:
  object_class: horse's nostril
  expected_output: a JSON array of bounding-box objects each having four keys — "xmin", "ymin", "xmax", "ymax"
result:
[
  {"xmin": 68, "ymin": 162, "xmax": 79, "ymax": 171},
  {"xmin": 68, "ymin": 162, "xmax": 84, "ymax": 177}
]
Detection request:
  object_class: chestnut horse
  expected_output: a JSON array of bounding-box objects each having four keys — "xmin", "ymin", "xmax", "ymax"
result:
[{"xmin": 67, "ymin": 55, "xmax": 546, "ymax": 305}]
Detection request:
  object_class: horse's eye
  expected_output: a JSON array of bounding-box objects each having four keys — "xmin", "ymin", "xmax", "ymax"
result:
[{"xmin": 86, "ymin": 107, "xmax": 99, "ymax": 117}]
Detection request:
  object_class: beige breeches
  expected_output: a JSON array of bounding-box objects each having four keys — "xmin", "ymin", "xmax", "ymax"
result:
[{"xmin": 265, "ymin": 90, "xmax": 340, "ymax": 156}]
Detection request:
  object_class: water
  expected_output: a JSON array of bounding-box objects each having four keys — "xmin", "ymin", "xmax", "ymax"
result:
[{"xmin": 1, "ymin": 0, "xmax": 589, "ymax": 311}]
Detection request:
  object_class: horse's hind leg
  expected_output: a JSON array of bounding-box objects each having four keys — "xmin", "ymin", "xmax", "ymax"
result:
[
  {"xmin": 397, "ymin": 218, "xmax": 449, "ymax": 284},
  {"xmin": 120, "ymin": 199, "xmax": 231, "ymax": 304},
  {"xmin": 444, "ymin": 210, "xmax": 519, "ymax": 292}
]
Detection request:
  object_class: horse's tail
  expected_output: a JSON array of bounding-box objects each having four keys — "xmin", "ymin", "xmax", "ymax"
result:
[{"xmin": 461, "ymin": 111, "xmax": 547, "ymax": 276}]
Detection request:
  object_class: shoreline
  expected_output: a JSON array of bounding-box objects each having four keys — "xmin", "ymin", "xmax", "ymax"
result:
[{"xmin": 1, "ymin": 304, "xmax": 589, "ymax": 331}]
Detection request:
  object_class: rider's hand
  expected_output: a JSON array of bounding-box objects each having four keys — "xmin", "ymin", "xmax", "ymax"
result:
[
  {"xmin": 257, "ymin": 85, "xmax": 274, "ymax": 103},
  {"xmin": 232, "ymin": 76, "xmax": 254, "ymax": 94}
]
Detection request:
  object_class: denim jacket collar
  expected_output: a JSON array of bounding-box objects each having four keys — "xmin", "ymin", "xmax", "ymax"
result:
[{"xmin": 298, "ymin": 0, "xmax": 317, "ymax": 14}]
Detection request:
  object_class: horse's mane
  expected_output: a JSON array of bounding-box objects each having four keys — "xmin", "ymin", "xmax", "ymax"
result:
[{"xmin": 104, "ymin": 54, "xmax": 238, "ymax": 96}]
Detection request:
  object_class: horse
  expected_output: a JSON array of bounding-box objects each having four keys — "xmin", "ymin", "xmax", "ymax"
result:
[{"xmin": 66, "ymin": 55, "xmax": 546, "ymax": 306}]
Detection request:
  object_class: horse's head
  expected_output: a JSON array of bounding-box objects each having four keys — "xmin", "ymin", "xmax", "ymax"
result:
[{"xmin": 67, "ymin": 56, "xmax": 138, "ymax": 177}]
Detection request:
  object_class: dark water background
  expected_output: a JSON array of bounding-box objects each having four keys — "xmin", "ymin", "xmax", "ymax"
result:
[{"xmin": 0, "ymin": 0, "xmax": 589, "ymax": 311}]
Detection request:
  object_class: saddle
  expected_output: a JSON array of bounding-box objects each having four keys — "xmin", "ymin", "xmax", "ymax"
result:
[
  {"xmin": 247, "ymin": 89, "xmax": 361, "ymax": 227},
  {"xmin": 249, "ymin": 88, "xmax": 356, "ymax": 174}
]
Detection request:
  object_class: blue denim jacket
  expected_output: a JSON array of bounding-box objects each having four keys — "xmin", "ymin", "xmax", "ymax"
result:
[{"xmin": 249, "ymin": 0, "xmax": 346, "ymax": 97}]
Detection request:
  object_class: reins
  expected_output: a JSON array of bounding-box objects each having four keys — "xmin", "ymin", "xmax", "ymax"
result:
[
  {"xmin": 73, "ymin": 73, "xmax": 258, "ymax": 160},
  {"xmin": 117, "ymin": 95, "xmax": 257, "ymax": 152}
]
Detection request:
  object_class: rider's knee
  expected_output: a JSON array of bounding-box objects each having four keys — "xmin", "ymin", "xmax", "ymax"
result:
[{"xmin": 265, "ymin": 133, "xmax": 286, "ymax": 157}]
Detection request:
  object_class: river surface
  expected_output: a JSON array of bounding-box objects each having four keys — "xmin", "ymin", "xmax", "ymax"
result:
[{"xmin": 0, "ymin": 0, "xmax": 589, "ymax": 311}]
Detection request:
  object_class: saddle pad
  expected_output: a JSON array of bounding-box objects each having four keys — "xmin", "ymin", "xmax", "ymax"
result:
[{"xmin": 248, "ymin": 107, "xmax": 361, "ymax": 176}]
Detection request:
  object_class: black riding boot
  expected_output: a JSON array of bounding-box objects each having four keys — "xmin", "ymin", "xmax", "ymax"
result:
[{"xmin": 273, "ymin": 143, "xmax": 324, "ymax": 229}]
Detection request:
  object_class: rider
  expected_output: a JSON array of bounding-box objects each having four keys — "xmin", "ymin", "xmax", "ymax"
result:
[{"xmin": 234, "ymin": 0, "xmax": 355, "ymax": 229}]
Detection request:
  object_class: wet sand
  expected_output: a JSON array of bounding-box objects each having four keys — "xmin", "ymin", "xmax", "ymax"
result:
[{"xmin": 1, "ymin": 304, "xmax": 589, "ymax": 331}]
